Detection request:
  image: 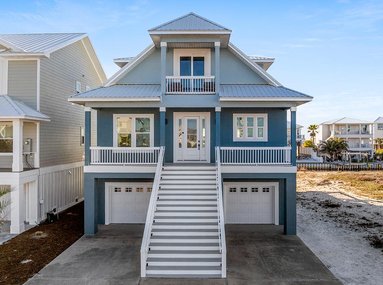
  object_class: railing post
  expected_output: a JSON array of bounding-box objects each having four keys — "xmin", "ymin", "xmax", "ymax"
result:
[
  {"xmin": 160, "ymin": 107, "xmax": 166, "ymax": 147},
  {"xmin": 290, "ymin": 107, "xmax": 297, "ymax": 166},
  {"xmin": 215, "ymin": 42, "xmax": 220, "ymax": 95},
  {"xmin": 215, "ymin": 107, "xmax": 221, "ymax": 150}
]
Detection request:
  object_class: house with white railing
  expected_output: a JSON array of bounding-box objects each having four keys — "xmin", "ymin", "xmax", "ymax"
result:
[
  {"xmin": 69, "ymin": 13, "xmax": 312, "ymax": 279},
  {"xmin": 0, "ymin": 33, "xmax": 106, "ymax": 233},
  {"xmin": 316, "ymin": 117, "xmax": 374, "ymax": 156}
]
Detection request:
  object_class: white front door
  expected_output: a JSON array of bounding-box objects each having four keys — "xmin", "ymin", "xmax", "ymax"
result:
[{"xmin": 174, "ymin": 112, "xmax": 210, "ymax": 162}]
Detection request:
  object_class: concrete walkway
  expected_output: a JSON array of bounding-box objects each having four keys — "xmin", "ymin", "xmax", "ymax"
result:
[{"xmin": 25, "ymin": 224, "xmax": 341, "ymax": 285}]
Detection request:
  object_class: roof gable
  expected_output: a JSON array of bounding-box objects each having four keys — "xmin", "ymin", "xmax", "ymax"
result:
[
  {"xmin": 0, "ymin": 33, "xmax": 86, "ymax": 54},
  {"xmin": 149, "ymin": 12, "xmax": 231, "ymax": 32}
]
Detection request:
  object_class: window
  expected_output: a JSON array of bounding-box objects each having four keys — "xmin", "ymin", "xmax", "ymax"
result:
[
  {"xmin": 85, "ymin": 85, "xmax": 91, "ymax": 91},
  {"xmin": 378, "ymin": 124, "xmax": 383, "ymax": 131},
  {"xmin": 114, "ymin": 187, "xmax": 122, "ymax": 192},
  {"xmin": 240, "ymin": 187, "xmax": 248, "ymax": 193},
  {"xmin": 251, "ymin": 187, "xmax": 258, "ymax": 193},
  {"xmin": 114, "ymin": 114, "xmax": 154, "ymax": 147},
  {"xmin": 233, "ymin": 114, "xmax": 268, "ymax": 141},
  {"xmin": 229, "ymin": 187, "xmax": 237, "ymax": 193},
  {"xmin": 80, "ymin": 127, "xmax": 85, "ymax": 146},
  {"xmin": 174, "ymin": 49, "xmax": 211, "ymax": 76},
  {"xmin": 75, "ymin": 81, "xmax": 82, "ymax": 93},
  {"xmin": 125, "ymin": 187, "xmax": 133, "ymax": 192},
  {"xmin": 136, "ymin": 187, "xmax": 144, "ymax": 193},
  {"xmin": 0, "ymin": 122, "xmax": 13, "ymax": 152}
]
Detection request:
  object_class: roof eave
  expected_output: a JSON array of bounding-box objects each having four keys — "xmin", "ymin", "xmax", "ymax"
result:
[
  {"xmin": 0, "ymin": 115, "xmax": 50, "ymax": 122},
  {"xmin": 68, "ymin": 97, "xmax": 161, "ymax": 104},
  {"xmin": 148, "ymin": 30, "xmax": 231, "ymax": 35},
  {"xmin": 0, "ymin": 52, "xmax": 49, "ymax": 58},
  {"xmin": 219, "ymin": 97, "xmax": 313, "ymax": 102}
]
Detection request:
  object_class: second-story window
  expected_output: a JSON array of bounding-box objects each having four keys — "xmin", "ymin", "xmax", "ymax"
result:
[
  {"xmin": 180, "ymin": 56, "xmax": 205, "ymax": 76},
  {"xmin": 0, "ymin": 122, "xmax": 13, "ymax": 152},
  {"xmin": 174, "ymin": 49, "xmax": 211, "ymax": 76},
  {"xmin": 114, "ymin": 114, "xmax": 154, "ymax": 148},
  {"xmin": 233, "ymin": 114, "xmax": 268, "ymax": 142}
]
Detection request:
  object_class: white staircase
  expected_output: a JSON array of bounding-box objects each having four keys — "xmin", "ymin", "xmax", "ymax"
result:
[{"xmin": 141, "ymin": 164, "xmax": 226, "ymax": 278}]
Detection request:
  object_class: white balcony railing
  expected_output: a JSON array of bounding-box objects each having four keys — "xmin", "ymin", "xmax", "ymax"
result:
[
  {"xmin": 219, "ymin": 147, "xmax": 291, "ymax": 165},
  {"xmin": 166, "ymin": 76, "xmax": 215, "ymax": 94},
  {"xmin": 90, "ymin": 147, "xmax": 161, "ymax": 165}
]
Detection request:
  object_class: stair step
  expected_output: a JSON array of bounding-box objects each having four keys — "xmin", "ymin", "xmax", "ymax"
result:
[
  {"xmin": 146, "ymin": 270, "xmax": 221, "ymax": 277},
  {"xmin": 161, "ymin": 175, "xmax": 216, "ymax": 179},
  {"xmin": 151, "ymin": 231, "xmax": 218, "ymax": 236},
  {"xmin": 161, "ymin": 180, "xmax": 216, "ymax": 185},
  {"xmin": 152, "ymin": 224, "xmax": 218, "ymax": 230},
  {"xmin": 149, "ymin": 245, "xmax": 219, "ymax": 251},
  {"xmin": 147, "ymin": 261, "xmax": 221, "ymax": 266},
  {"xmin": 159, "ymin": 190, "xmax": 216, "ymax": 194},
  {"xmin": 158, "ymin": 193, "xmax": 217, "ymax": 201},
  {"xmin": 161, "ymin": 185, "xmax": 216, "ymax": 189},
  {"xmin": 147, "ymin": 251, "xmax": 221, "ymax": 258},
  {"xmin": 163, "ymin": 166, "xmax": 215, "ymax": 171},
  {"xmin": 155, "ymin": 212, "xmax": 217, "ymax": 217},
  {"xmin": 157, "ymin": 200, "xmax": 217, "ymax": 205},
  {"xmin": 154, "ymin": 218, "xmax": 218, "ymax": 223},
  {"xmin": 150, "ymin": 239, "xmax": 219, "ymax": 244},
  {"xmin": 156, "ymin": 206, "xmax": 217, "ymax": 211},
  {"xmin": 162, "ymin": 171, "xmax": 216, "ymax": 175}
]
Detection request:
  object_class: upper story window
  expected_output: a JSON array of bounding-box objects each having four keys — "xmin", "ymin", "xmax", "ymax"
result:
[
  {"xmin": 0, "ymin": 122, "xmax": 13, "ymax": 153},
  {"xmin": 173, "ymin": 49, "xmax": 211, "ymax": 76},
  {"xmin": 233, "ymin": 114, "xmax": 268, "ymax": 142},
  {"xmin": 378, "ymin": 124, "xmax": 383, "ymax": 130},
  {"xmin": 114, "ymin": 114, "xmax": 154, "ymax": 147},
  {"xmin": 75, "ymin": 81, "xmax": 82, "ymax": 93}
]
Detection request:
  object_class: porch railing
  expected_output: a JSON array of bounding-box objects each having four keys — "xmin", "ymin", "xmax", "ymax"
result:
[
  {"xmin": 166, "ymin": 76, "xmax": 215, "ymax": 94},
  {"xmin": 219, "ymin": 147, "xmax": 291, "ymax": 165},
  {"xmin": 90, "ymin": 147, "xmax": 161, "ymax": 165},
  {"xmin": 215, "ymin": 147, "xmax": 226, "ymax": 278},
  {"xmin": 140, "ymin": 146, "xmax": 165, "ymax": 277}
]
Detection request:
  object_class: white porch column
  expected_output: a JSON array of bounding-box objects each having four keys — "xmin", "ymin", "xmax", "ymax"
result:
[
  {"xmin": 12, "ymin": 119, "xmax": 23, "ymax": 172},
  {"xmin": 10, "ymin": 181, "xmax": 25, "ymax": 234},
  {"xmin": 35, "ymin": 122, "xmax": 40, "ymax": 168}
]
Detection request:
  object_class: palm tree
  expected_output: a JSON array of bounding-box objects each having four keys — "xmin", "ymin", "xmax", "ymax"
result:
[
  {"xmin": 318, "ymin": 137, "xmax": 348, "ymax": 161},
  {"xmin": 307, "ymin": 124, "xmax": 319, "ymax": 143},
  {"xmin": 375, "ymin": 138, "xmax": 383, "ymax": 150}
]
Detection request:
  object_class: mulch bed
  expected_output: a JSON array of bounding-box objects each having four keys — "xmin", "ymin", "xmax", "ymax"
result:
[{"xmin": 0, "ymin": 202, "xmax": 84, "ymax": 285}]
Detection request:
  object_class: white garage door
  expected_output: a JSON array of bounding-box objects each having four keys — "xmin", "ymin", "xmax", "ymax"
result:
[
  {"xmin": 224, "ymin": 182, "xmax": 278, "ymax": 224},
  {"xmin": 105, "ymin": 182, "xmax": 152, "ymax": 224}
]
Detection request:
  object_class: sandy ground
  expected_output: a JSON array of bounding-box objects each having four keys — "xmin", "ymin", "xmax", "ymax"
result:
[{"xmin": 297, "ymin": 172, "xmax": 383, "ymax": 285}]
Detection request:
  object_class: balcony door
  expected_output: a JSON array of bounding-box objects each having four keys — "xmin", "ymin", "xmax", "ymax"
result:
[
  {"xmin": 174, "ymin": 112, "xmax": 210, "ymax": 162},
  {"xmin": 180, "ymin": 56, "xmax": 205, "ymax": 76}
]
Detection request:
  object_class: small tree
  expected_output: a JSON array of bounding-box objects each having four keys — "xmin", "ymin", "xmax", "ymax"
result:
[
  {"xmin": 307, "ymin": 124, "xmax": 319, "ymax": 143},
  {"xmin": 375, "ymin": 138, "xmax": 383, "ymax": 150},
  {"xmin": 0, "ymin": 185, "xmax": 11, "ymax": 225},
  {"xmin": 318, "ymin": 138, "xmax": 348, "ymax": 161}
]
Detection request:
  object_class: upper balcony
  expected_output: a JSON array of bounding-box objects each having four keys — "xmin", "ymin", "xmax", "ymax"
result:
[{"xmin": 166, "ymin": 76, "xmax": 215, "ymax": 94}]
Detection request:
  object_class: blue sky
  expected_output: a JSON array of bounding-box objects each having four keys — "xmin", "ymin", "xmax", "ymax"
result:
[{"xmin": 1, "ymin": 0, "xmax": 383, "ymax": 131}]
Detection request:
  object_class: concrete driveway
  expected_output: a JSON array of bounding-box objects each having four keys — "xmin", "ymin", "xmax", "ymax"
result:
[{"xmin": 25, "ymin": 224, "xmax": 341, "ymax": 285}]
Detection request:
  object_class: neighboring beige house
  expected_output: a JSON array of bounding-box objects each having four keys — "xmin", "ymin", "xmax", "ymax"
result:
[
  {"xmin": 316, "ymin": 117, "xmax": 374, "ymax": 155},
  {"xmin": 0, "ymin": 33, "xmax": 106, "ymax": 233},
  {"xmin": 373, "ymin": 117, "xmax": 383, "ymax": 149}
]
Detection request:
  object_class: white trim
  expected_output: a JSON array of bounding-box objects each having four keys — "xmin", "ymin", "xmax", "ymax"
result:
[
  {"xmin": 0, "ymin": 115, "xmax": 50, "ymax": 121},
  {"xmin": 0, "ymin": 53, "xmax": 48, "ymax": 59},
  {"xmin": 160, "ymin": 42, "xmax": 167, "ymax": 47},
  {"xmin": 84, "ymin": 165, "xmax": 156, "ymax": 173},
  {"xmin": 149, "ymin": 30, "xmax": 231, "ymax": 35},
  {"xmin": 68, "ymin": 97, "xmax": 161, "ymax": 103},
  {"xmin": 106, "ymin": 44, "xmax": 156, "ymax": 87},
  {"xmin": 84, "ymin": 106, "xmax": 92, "ymax": 112},
  {"xmin": 35, "ymin": 122, "xmax": 40, "ymax": 168},
  {"xmin": 214, "ymin": 42, "xmax": 221, "ymax": 47},
  {"xmin": 228, "ymin": 43, "xmax": 281, "ymax": 86},
  {"xmin": 224, "ymin": 181, "xmax": 279, "ymax": 225},
  {"xmin": 113, "ymin": 114, "xmax": 154, "ymax": 148},
  {"xmin": 159, "ymin": 107, "xmax": 166, "ymax": 112},
  {"xmin": 173, "ymin": 49, "xmax": 211, "ymax": 76},
  {"xmin": 220, "ymin": 97, "xmax": 312, "ymax": 102},
  {"xmin": 81, "ymin": 39, "xmax": 106, "ymax": 84},
  {"xmin": 0, "ymin": 58, "xmax": 8, "ymax": 95},
  {"xmin": 221, "ymin": 165, "xmax": 296, "ymax": 173},
  {"xmin": 233, "ymin": 113, "xmax": 268, "ymax": 142},
  {"xmin": 36, "ymin": 59, "xmax": 40, "ymax": 111},
  {"xmin": 215, "ymin": 107, "xmax": 221, "ymax": 112},
  {"xmin": 173, "ymin": 112, "xmax": 211, "ymax": 163}
]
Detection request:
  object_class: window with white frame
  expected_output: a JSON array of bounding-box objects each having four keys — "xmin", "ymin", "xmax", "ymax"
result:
[
  {"xmin": 233, "ymin": 114, "xmax": 268, "ymax": 141},
  {"xmin": 114, "ymin": 114, "xmax": 154, "ymax": 147},
  {"xmin": 173, "ymin": 49, "xmax": 211, "ymax": 76},
  {"xmin": 0, "ymin": 122, "xmax": 13, "ymax": 152},
  {"xmin": 75, "ymin": 81, "xmax": 82, "ymax": 93},
  {"xmin": 378, "ymin": 124, "xmax": 383, "ymax": 131},
  {"xmin": 80, "ymin": 127, "xmax": 85, "ymax": 146}
]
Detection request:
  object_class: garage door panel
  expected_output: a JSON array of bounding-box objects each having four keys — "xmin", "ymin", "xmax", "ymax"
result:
[
  {"xmin": 107, "ymin": 183, "xmax": 152, "ymax": 224},
  {"xmin": 224, "ymin": 183, "xmax": 277, "ymax": 224}
]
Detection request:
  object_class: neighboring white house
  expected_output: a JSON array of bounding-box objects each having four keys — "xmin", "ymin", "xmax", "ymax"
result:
[
  {"xmin": 373, "ymin": 117, "xmax": 383, "ymax": 149},
  {"xmin": 316, "ymin": 117, "xmax": 374, "ymax": 155},
  {"xmin": 0, "ymin": 33, "xmax": 106, "ymax": 233},
  {"xmin": 287, "ymin": 122, "xmax": 304, "ymax": 146}
]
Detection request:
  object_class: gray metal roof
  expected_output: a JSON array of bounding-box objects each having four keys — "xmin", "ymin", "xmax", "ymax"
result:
[
  {"xmin": 149, "ymin": 13, "xmax": 231, "ymax": 32},
  {"xmin": 322, "ymin": 117, "xmax": 371, "ymax": 125},
  {"xmin": 0, "ymin": 33, "xmax": 85, "ymax": 53},
  {"xmin": 70, "ymin": 84, "xmax": 161, "ymax": 99},
  {"xmin": 220, "ymin": 85, "xmax": 312, "ymax": 99},
  {"xmin": 0, "ymin": 95, "xmax": 50, "ymax": 121},
  {"xmin": 374, "ymin": 117, "xmax": 383, "ymax": 123}
]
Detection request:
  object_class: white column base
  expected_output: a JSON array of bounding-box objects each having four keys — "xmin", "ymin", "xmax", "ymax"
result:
[{"xmin": 10, "ymin": 182, "xmax": 25, "ymax": 234}]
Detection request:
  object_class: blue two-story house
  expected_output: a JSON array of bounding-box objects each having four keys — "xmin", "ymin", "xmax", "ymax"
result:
[{"xmin": 69, "ymin": 13, "xmax": 312, "ymax": 278}]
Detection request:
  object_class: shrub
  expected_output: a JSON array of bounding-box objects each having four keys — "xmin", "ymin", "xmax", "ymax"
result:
[{"xmin": 303, "ymin": 140, "xmax": 315, "ymax": 148}]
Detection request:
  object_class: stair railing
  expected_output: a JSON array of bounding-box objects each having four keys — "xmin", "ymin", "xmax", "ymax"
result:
[
  {"xmin": 215, "ymin": 147, "xmax": 227, "ymax": 278},
  {"xmin": 140, "ymin": 146, "xmax": 165, "ymax": 277}
]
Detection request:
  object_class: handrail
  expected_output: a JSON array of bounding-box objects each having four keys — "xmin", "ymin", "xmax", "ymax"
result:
[
  {"xmin": 90, "ymin": 147, "xmax": 161, "ymax": 165},
  {"xmin": 215, "ymin": 147, "xmax": 226, "ymax": 278},
  {"xmin": 140, "ymin": 146, "xmax": 165, "ymax": 277},
  {"xmin": 220, "ymin": 146, "xmax": 291, "ymax": 165}
]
